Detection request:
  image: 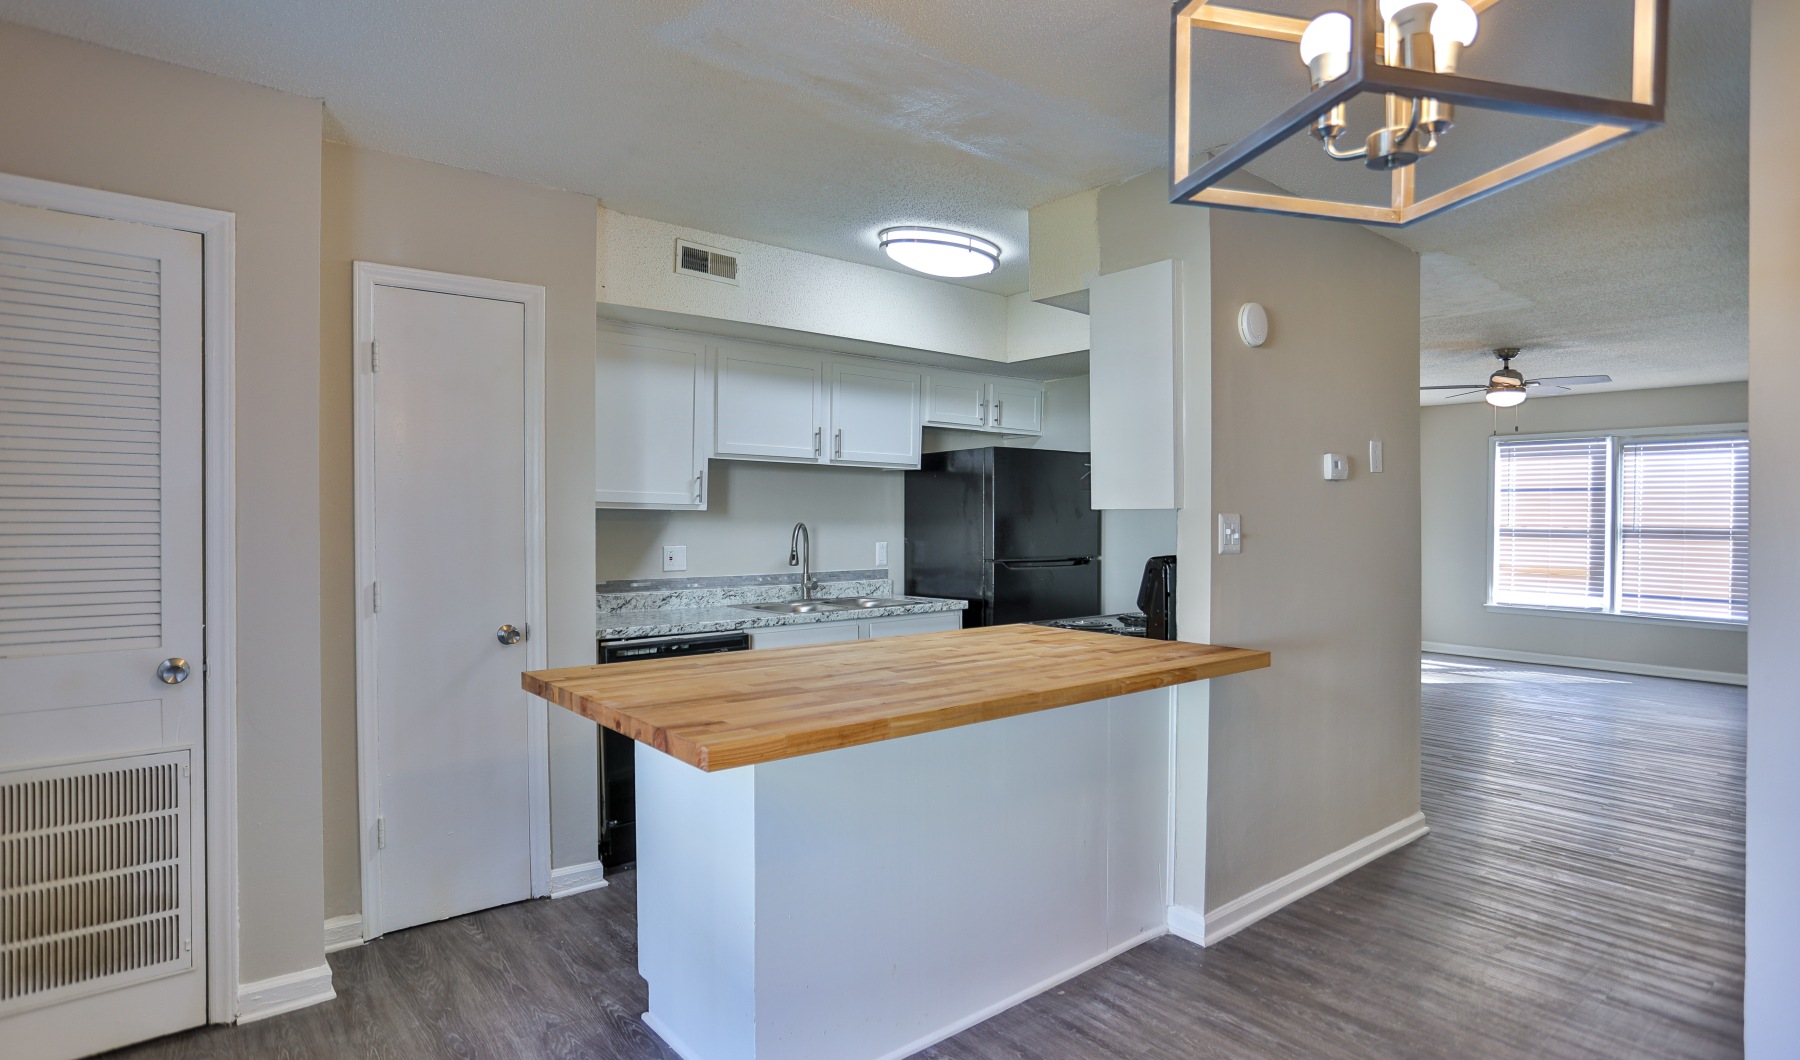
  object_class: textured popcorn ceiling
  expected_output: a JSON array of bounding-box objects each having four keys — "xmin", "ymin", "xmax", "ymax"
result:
[{"xmin": 0, "ymin": 0, "xmax": 1747, "ymax": 393}]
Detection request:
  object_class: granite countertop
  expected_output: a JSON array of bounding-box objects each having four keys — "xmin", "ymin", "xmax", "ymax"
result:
[{"xmin": 596, "ymin": 569, "xmax": 966, "ymax": 641}]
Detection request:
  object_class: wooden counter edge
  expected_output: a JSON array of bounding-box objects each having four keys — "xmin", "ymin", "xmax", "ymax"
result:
[{"xmin": 523, "ymin": 645, "xmax": 1271, "ymax": 773}]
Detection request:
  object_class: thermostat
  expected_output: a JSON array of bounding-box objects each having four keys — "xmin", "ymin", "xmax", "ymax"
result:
[{"xmin": 1323, "ymin": 453, "xmax": 1350, "ymax": 481}]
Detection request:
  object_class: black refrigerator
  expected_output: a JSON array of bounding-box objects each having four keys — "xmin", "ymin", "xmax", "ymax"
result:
[{"xmin": 904, "ymin": 447, "xmax": 1100, "ymax": 626}]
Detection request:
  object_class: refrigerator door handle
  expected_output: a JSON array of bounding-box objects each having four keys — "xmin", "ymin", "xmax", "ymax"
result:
[{"xmin": 996, "ymin": 557, "xmax": 1093, "ymax": 569}]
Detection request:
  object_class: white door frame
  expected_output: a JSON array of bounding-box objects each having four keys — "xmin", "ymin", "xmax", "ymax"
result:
[
  {"xmin": 352, "ymin": 262, "xmax": 551, "ymax": 939},
  {"xmin": 0, "ymin": 172, "xmax": 241, "ymax": 1023}
]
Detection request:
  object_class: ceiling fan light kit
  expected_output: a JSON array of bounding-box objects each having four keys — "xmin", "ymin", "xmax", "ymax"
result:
[
  {"xmin": 1169, "ymin": 0, "xmax": 1669, "ymax": 226},
  {"xmin": 1419, "ymin": 347, "xmax": 1612, "ymax": 407}
]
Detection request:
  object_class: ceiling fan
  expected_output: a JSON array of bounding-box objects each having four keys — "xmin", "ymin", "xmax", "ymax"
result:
[{"xmin": 1420, "ymin": 348, "xmax": 1611, "ymax": 407}]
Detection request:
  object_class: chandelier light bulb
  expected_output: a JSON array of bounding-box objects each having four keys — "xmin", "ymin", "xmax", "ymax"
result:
[
  {"xmin": 1299, "ymin": 12, "xmax": 1353, "ymax": 89},
  {"xmin": 1431, "ymin": 0, "xmax": 1479, "ymax": 46},
  {"xmin": 1378, "ymin": 0, "xmax": 1433, "ymax": 23},
  {"xmin": 1298, "ymin": 12, "xmax": 1352, "ymax": 67},
  {"xmin": 878, "ymin": 227, "xmax": 1000, "ymax": 278}
]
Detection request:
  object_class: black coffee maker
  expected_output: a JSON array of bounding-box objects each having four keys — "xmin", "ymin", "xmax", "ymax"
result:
[{"xmin": 1137, "ymin": 555, "xmax": 1177, "ymax": 641}]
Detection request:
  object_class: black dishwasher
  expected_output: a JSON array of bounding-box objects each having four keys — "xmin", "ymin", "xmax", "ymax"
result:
[{"xmin": 596, "ymin": 630, "xmax": 750, "ymax": 869}]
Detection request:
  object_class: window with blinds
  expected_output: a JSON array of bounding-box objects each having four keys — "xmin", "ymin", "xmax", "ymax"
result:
[
  {"xmin": 1490, "ymin": 432, "xmax": 1750, "ymax": 624},
  {"xmin": 1617, "ymin": 438, "xmax": 1750, "ymax": 621},
  {"xmin": 1492, "ymin": 439, "xmax": 1611, "ymax": 610}
]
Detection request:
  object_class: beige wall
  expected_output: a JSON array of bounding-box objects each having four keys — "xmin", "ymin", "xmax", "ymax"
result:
[
  {"xmin": 1421, "ymin": 383, "xmax": 1749, "ymax": 678},
  {"xmin": 1204, "ymin": 207, "xmax": 1422, "ymax": 908},
  {"xmin": 0, "ymin": 24, "xmax": 327, "ymax": 984},
  {"xmin": 1747, "ymin": 0, "xmax": 1800, "ymax": 1051},
  {"xmin": 1096, "ymin": 169, "xmax": 1422, "ymax": 914},
  {"xmin": 320, "ymin": 143, "xmax": 599, "ymax": 917}
]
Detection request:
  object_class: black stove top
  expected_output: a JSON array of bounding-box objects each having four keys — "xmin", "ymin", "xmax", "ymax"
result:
[{"xmin": 1036, "ymin": 613, "xmax": 1151, "ymax": 638}]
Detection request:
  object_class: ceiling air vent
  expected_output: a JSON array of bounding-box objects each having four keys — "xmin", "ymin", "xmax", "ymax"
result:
[{"xmin": 675, "ymin": 240, "xmax": 739, "ymax": 286}]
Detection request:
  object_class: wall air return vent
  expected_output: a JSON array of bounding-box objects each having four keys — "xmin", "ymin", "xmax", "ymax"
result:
[
  {"xmin": 675, "ymin": 239, "xmax": 739, "ymax": 286},
  {"xmin": 0, "ymin": 750, "xmax": 192, "ymax": 1015}
]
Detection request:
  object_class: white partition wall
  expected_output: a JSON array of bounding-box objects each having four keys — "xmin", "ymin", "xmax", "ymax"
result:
[{"xmin": 635, "ymin": 690, "xmax": 1173, "ymax": 1060}]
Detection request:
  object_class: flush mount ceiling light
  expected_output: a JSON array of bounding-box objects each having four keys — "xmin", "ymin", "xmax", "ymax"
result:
[
  {"xmin": 1170, "ymin": 0, "xmax": 1669, "ymax": 226},
  {"xmin": 878, "ymin": 227, "xmax": 1000, "ymax": 278}
]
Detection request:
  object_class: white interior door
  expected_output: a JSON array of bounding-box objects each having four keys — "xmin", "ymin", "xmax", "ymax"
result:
[
  {"xmin": 358, "ymin": 269, "xmax": 547, "ymax": 937},
  {"xmin": 0, "ymin": 200, "xmax": 208, "ymax": 1059}
]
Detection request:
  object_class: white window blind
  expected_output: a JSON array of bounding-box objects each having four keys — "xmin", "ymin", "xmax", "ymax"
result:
[
  {"xmin": 1617, "ymin": 437, "xmax": 1750, "ymax": 622},
  {"xmin": 1492, "ymin": 439, "xmax": 1610, "ymax": 610}
]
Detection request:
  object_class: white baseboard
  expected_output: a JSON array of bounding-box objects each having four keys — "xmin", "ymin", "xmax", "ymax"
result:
[
  {"xmin": 872, "ymin": 926, "xmax": 1165, "ymax": 1060},
  {"xmin": 1423, "ymin": 642, "xmax": 1747, "ymax": 686},
  {"xmin": 236, "ymin": 962, "xmax": 336, "ymax": 1024},
  {"xmin": 641, "ymin": 926, "xmax": 1166, "ymax": 1060},
  {"xmin": 1178, "ymin": 812, "xmax": 1429, "ymax": 947},
  {"xmin": 550, "ymin": 859, "xmax": 610, "ymax": 898},
  {"xmin": 1165, "ymin": 903, "xmax": 1208, "ymax": 947},
  {"xmin": 323, "ymin": 914, "xmax": 363, "ymax": 954},
  {"xmin": 642, "ymin": 1011, "xmax": 703, "ymax": 1060}
]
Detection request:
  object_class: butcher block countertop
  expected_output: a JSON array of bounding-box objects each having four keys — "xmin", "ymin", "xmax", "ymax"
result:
[{"xmin": 522, "ymin": 624, "xmax": 1271, "ymax": 772}]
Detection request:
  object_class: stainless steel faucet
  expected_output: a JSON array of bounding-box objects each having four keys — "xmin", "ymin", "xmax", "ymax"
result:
[{"xmin": 789, "ymin": 522, "xmax": 815, "ymax": 600}]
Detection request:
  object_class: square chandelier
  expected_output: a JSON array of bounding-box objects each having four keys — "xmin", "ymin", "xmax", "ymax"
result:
[{"xmin": 1170, "ymin": 0, "xmax": 1669, "ymax": 225}]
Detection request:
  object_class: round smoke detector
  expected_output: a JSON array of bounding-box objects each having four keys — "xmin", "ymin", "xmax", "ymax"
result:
[{"xmin": 1238, "ymin": 303, "xmax": 1269, "ymax": 347}]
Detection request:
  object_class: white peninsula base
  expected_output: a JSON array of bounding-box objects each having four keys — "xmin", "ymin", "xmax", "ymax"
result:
[{"xmin": 634, "ymin": 688, "xmax": 1175, "ymax": 1060}]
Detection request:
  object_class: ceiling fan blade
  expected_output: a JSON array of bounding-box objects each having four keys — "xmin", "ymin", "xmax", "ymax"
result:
[
  {"xmin": 1527, "ymin": 375, "xmax": 1611, "ymax": 386},
  {"xmin": 1440, "ymin": 389, "xmax": 1488, "ymax": 399},
  {"xmin": 1533, "ymin": 384, "xmax": 1572, "ymax": 393},
  {"xmin": 1419, "ymin": 384, "xmax": 1488, "ymax": 390}
]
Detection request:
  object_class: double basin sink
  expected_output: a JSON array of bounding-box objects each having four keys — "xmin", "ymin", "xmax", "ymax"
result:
[{"xmin": 731, "ymin": 596, "xmax": 912, "ymax": 615}]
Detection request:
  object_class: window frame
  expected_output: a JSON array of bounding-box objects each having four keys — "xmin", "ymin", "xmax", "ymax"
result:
[{"xmin": 1485, "ymin": 422, "xmax": 1749, "ymax": 630}]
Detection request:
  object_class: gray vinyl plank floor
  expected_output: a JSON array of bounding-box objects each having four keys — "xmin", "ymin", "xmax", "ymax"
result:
[{"xmin": 107, "ymin": 654, "xmax": 1745, "ymax": 1059}]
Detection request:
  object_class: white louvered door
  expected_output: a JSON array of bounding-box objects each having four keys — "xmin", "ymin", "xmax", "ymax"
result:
[{"xmin": 0, "ymin": 199, "xmax": 207, "ymax": 1059}]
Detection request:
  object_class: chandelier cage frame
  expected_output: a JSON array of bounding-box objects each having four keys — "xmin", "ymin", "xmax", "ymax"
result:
[{"xmin": 1169, "ymin": 0, "xmax": 1670, "ymax": 226}]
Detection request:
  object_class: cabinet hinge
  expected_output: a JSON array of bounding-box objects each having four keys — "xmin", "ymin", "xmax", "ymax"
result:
[
  {"xmin": 376, "ymin": 817, "xmax": 386, "ymax": 849},
  {"xmin": 370, "ymin": 339, "xmax": 380, "ymax": 373},
  {"xmin": 371, "ymin": 581, "xmax": 381, "ymax": 613}
]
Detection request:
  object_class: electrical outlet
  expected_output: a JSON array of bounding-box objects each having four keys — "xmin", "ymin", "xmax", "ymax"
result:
[
  {"xmin": 876, "ymin": 541, "xmax": 889, "ymax": 567},
  {"xmin": 1369, "ymin": 440, "xmax": 1385, "ymax": 473},
  {"xmin": 662, "ymin": 545, "xmax": 687, "ymax": 572},
  {"xmin": 1218, "ymin": 514, "xmax": 1242, "ymax": 555}
]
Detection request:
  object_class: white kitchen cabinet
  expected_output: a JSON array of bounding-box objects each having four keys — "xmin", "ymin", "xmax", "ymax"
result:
[
  {"xmin": 830, "ymin": 360, "xmax": 922, "ymax": 469},
  {"xmin": 1089, "ymin": 259, "xmax": 1183, "ymax": 509},
  {"xmin": 988, "ymin": 380, "xmax": 1044, "ymax": 435},
  {"xmin": 863, "ymin": 611, "xmax": 963, "ymax": 638},
  {"xmin": 596, "ymin": 328, "xmax": 712, "ymax": 509},
  {"xmin": 923, "ymin": 370, "xmax": 990, "ymax": 428},
  {"xmin": 714, "ymin": 344, "xmax": 827, "ymax": 462},
  {"xmin": 748, "ymin": 622, "xmax": 863, "ymax": 650}
]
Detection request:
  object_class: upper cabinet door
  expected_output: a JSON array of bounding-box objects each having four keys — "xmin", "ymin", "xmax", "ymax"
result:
[
  {"xmin": 988, "ymin": 380, "xmax": 1044, "ymax": 435},
  {"xmin": 596, "ymin": 330, "xmax": 711, "ymax": 509},
  {"xmin": 922, "ymin": 370, "xmax": 988, "ymax": 428},
  {"xmin": 714, "ymin": 345, "xmax": 826, "ymax": 462},
  {"xmin": 1089, "ymin": 260, "xmax": 1182, "ymax": 509},
  {"xmin": 830, "ymin": 360, "xmax": 922, "ymax": 468}
]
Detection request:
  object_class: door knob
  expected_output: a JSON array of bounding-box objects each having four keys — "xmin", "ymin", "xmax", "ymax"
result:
[
  {"xmin": 496, "ymin": 624, "xmax": 526, "ymax": 646},
  {"xmin": 157, "ymin": 658, "xmax": 192, "ymax": 685}
]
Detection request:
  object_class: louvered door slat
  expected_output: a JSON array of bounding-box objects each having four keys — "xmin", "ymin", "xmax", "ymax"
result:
[{"xmin": 0, "ymin": 232, "xmax": 166, "ymax": 660}]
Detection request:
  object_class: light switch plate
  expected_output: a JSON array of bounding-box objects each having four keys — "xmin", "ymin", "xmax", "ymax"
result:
[
  {"xmin": 662, "ymin": 545, "xmax": 688, "ymax": 572},
  {"xmin": 876, "ymin": 541, "xmax": 889, "ymax": 567},
  {"xmin": 1323, "ymin": 453, "xmax": 1350, "ymax": 481},
  {"xmin": 1369, "ymin": 440, "xmax": 1384, "ymax": 473},
  {"xmin": 1218, "ymin": 513, "xmax": 1242, "ymax": 555}
]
